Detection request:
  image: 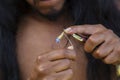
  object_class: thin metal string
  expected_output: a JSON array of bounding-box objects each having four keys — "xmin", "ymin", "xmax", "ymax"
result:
[{"xmin": 63, "ymin": 32, "xmax": 73, "ymax": 47}]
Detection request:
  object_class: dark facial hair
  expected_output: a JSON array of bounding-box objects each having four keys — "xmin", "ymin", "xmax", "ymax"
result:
[{"xmin": 32, "ymin": 0, "xmax": 67, "ymax": 21}]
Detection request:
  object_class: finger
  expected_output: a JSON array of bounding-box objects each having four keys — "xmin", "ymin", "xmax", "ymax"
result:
[
  {"xmin": 47, "ymin": 49, "xmax": 76, "ymax": 61},
  {"xmin": 43, "ymin": 69, "xmax": 73, "ymax": 80},
  {"xmin": 103, "ymin": 51, "xmax": 120, "ymax": 64},
  {"xmin": 52, "ymin": 59, "xmax": 71, "ymax": 72},
  {"xmin": 67, "ymin": 46, "xmax": 74, "ymax": 50},
  {"xmin": 55, "ymin": 69, "xmax": 73, "ymax": 80},
  {"xmin": 36, "ymin": 49, "xmax": 76, "ymax": 65},
  {"xmin": 36, "ymin": 59, "xmax": 71, "ymax": 74},
  {"xmin": 42, "ymin": 69, "xmax": 73, "ymax": 80},
  {"xmin": 36, "ymin": 49, "xmax": 68, "ymax": 64},
  {"xmin": 65, "ymin": 24, "xmax": 106, "ymax": 35},
  {"xmin": 65, "ymin": 49, "xmax": 76, "ymax": 60},
  {"xmin": 84, "ymin": 32, "xmax": 105, "ymax": 53},
  {"xmin": 49, "ymin": 49, "xmax": 76, "ymax": 61},
  {"xmin": 85, "ymin": 29, "xmax": 115, "ymax": 54},
  {"xmin": 36, "ymin": 49, "xmax": 74, "ymax": 63},
  {"xmin": 92, "ymin": 42, "xmax": 114, "ymax": 59},
  {"xmin": 35, "ymin": 61, "xmax": 51, "ymax": 75},
  {"xmin": 46, "ymin": 49, "xmax": 66, "ymax": 61},
  {"xmin": 43, "ymin": 76, "xmax": 56, "ymax": 80}
]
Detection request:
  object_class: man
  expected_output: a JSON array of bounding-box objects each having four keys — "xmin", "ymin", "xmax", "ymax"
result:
[{"xmin": 0, "ymin": 0, "xmax": 120, "ymax": 80}]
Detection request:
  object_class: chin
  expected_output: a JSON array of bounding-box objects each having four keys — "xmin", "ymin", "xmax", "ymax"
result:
[
  {"xmin": 35, "ymin": 8, "xmax": 65, "ymax": 20},
  {"xmin": 37, "ymin": 0, "xmax": 65, "ymax": 8},
  {"xmin": 39, "ymin": 10, "xmax": 61, "ymax": 20},
  {"xmin": 32, "ymin": 0, "xmax": 67, "ymax": 20},
  {"xmin": 33, "ymin": 0, "xmax": 66, "ymax": 14}
]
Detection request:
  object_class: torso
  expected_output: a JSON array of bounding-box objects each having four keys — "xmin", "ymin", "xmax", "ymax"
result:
[{"xmin": 16, "ymin": 14, "xmax": 87, "ymax": 80}]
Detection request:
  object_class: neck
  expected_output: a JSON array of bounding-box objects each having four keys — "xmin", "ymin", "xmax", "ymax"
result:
[{"xmin": 27, "ymin": 11, "xmax": 73, "ymax": 28}]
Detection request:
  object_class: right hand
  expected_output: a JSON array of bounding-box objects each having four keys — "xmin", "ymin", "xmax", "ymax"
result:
[{"xmin": 28, "ymin": 48, "xmax": 76, "ymax": 80}]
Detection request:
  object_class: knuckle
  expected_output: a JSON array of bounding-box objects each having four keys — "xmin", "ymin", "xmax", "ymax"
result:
[
  {"xmin": 84, "ymin": 45, "xmax": 88, "ymax": 52},
  {"xmin": 96, "ymin": 51, "xmax": 101, "ymax": 57},
  {"xmin": 37, "ymin": 65, "xmax": 46, "ymax": 73},
  {"xmin": 84, "ymin": 45, "xmax": 92, "ymax": 53},
  {"xmin": 37, "ymin": 56, "xmax": 42, "ymax": 60},
  {"xmin": 36, "ymin": 56, "xmax": 42, "ymax": 64},
  {"xmin": 103, "ymin": 58, "xmax": 112, "ymax": 64},
  {"xmin": 103, "ymin": 59, "xmax": 110, "ymax": 64},
  {"xmin": 96, "ymin": 50, "xmax": 105, "ymax": 58},
  {"xmin": 93, "ymin": 50, "xmax": 101, "ymax": 58},
  {"xmin": 89, "ymin": 36, "xmax": 97, "ymax": 45}
]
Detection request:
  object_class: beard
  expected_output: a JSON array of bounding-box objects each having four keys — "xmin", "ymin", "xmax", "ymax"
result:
[
  {"xmin": 36, "ymin": 8, "xmax": 66, "ymax": 21},
  {"xmin": 31, "ymin": 0, "xmax": 68, "ymax": 21}
]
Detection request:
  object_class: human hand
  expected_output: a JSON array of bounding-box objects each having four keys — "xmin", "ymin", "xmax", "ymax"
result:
[
  {"xmin": 65, "ymin": 24, "xmax": 120, "ymax": 65},
  {"xmin": 28, "ymin": 49, "xmax": 76, "ymax": 80}
]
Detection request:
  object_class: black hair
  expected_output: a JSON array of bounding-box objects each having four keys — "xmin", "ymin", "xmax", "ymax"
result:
[
  {"xmin": 0, "ymin": 0, "xmax": 120, "ymax": 80},
  {"xmin": 0, "ymin": 0, "xmax": 20, "ymax": 80},
  {"xmin": 70, "ymin": 0, "xmax": 120, "ymax": 80}
]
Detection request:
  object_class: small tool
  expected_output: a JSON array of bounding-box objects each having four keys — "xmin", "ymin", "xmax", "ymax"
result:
[{"xmin": 56, "ymin": 31, "xmax": 87, "ymax": 43}]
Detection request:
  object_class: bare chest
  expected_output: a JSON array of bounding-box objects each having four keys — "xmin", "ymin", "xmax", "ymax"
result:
[
  {"xmin": 16, "ymin": 18, "xmax": 87, "ymax": 80},
  {"xmin": 16, "ymin": 24, "xmax": 68, "ymax": 80}
]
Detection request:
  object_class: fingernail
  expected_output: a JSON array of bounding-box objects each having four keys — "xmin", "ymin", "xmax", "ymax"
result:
[
  {"xmin": 64, "ymin": 28, "xmax": 72, "ymax": 33},
  {"xmin": 67, "ymin": 46, "xmax": 74, "ymax": 50}
]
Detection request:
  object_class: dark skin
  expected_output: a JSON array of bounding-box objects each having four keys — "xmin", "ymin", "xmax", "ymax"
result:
[
  {"xmin": 17, "ymin": 14, "xmax": 87, "ymax": 80},
  {"xmin": 65, "ymin": 24, "xmax": 120, "ymax": 65},
  {"xmin": 16, "ymin": 0, "xmax": 120, "ymax": 80}
]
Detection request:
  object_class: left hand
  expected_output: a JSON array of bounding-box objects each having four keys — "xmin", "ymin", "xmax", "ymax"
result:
[
  {"xmin": 65, "ymin": 24, "xmax": 120, "ymax": 65},
  {"xmin": 28, "ymin": 49, "xmax": 76, "ymax": 80}
]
